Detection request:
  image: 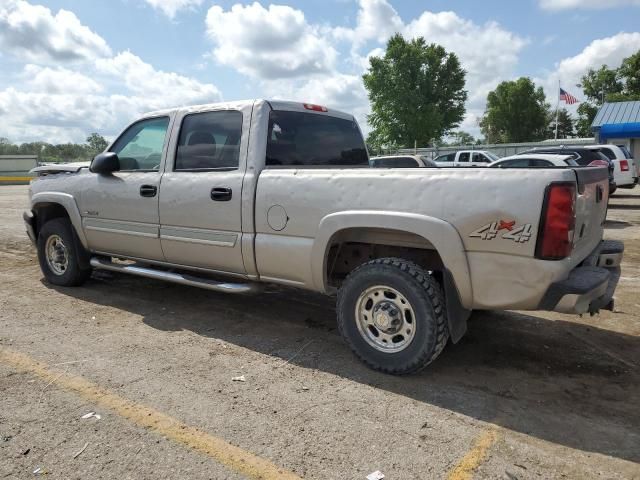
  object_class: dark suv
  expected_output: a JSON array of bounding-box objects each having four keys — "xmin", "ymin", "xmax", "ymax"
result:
[{"xmin": 517, "ymin": 146, "xmax": 616, "ymax": 193}]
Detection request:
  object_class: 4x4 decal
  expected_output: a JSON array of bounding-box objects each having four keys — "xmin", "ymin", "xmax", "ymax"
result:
[{"xmin": 470, "ymin": 219, "xmax": 533, "ymax": 243}]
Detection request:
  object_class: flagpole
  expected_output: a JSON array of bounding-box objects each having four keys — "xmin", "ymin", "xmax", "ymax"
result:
[{"xmin": 555, "ymin": 79, "xmax": 560, "ymax": 140}]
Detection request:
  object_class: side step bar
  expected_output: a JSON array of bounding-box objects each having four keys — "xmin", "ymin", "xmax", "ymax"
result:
[{"xmin": 90, "ymin": 257, "xmax": 260, "ymax": 294}]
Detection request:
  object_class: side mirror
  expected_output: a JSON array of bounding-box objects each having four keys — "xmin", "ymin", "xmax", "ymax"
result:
[{"xmin": 90, "ymin": 152, "xmax": 120, "ymax": 174}]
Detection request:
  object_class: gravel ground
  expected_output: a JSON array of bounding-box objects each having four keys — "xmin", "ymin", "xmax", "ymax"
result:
[{"xmin": 0, "ymin": 185, "xmax": 638, "ymax": 480}]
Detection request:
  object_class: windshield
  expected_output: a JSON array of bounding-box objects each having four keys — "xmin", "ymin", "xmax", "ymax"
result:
[{"xmin": 484, "ymin": 151, "xmax": 500, "ymax": 161}]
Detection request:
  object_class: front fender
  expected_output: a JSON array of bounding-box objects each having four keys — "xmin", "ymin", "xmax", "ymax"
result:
[
  {"xmin": 310, "ymin": 210, "xmax": 473, "ymax": 309},
  {"xmin": 31, "ymin": 192, "xmax": 88, "ymax": 249}
]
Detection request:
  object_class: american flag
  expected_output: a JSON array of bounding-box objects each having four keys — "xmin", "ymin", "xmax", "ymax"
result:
[{"xmin": 560, "ymin": 88, "xmax": 579, "ymax": 104}]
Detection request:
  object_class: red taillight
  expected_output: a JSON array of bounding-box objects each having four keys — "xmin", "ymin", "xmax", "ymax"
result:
[
  {"xmin": 303, "ymin": 103, "xmax": 328, "ymax": 112},
  {"xmin": 621, "ymin": 159, "xmax": 629, "ymax": 171},
  {"xmin": 536, "ymin": 183, "xmax": 576, "ymax": 260}
]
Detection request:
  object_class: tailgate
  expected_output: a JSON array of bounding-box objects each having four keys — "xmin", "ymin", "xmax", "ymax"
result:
[{"xmin": 572, "ymin": 167, "xmax": 609, "ymax": 253}]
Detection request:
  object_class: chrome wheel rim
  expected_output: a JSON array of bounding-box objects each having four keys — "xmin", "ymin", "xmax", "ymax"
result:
[
  {"xmin": 354, "ymin": 285, "xmax": 416, "ymax": 353},
  {"xmin": 45, "ymin": 234, "xmax": 69, "ymax": 276}
]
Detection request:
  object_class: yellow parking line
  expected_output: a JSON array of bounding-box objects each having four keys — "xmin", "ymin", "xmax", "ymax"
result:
[
  {"xmin": 0, "ymin": 347, "xmax": 302, "ymax": 480},
  {"xmin": 0, "ymin": 176, "xmax": 32, "ymax": 181},
  {"xmin": 447, "ymin": 427, "xmax": 500, "ymax": 480}
]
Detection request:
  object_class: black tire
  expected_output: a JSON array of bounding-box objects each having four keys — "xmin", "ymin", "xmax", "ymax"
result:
[
  {"xmin": 337, "ymin": 257, "xmax": 449, "ymax": 375},
  {"xmin": 37, "ymin": 218, "xmax": 91, "ymax": 287}
]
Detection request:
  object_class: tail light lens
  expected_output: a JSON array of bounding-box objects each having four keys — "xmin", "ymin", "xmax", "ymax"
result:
[
  {"xmin": 536, "ymin": 183, "xmax": 576, "ymax": 260},
  {"xmin": 621, "ymin": 159, "xmax": 629, "ymax": 171}
]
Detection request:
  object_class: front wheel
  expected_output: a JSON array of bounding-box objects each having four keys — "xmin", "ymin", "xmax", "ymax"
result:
[
  {"xmin": 337, "ymin": 258, "xmax": 449, "ymax": 374},
  {"xmin": 37, "ymin": 218, "xmax": 91, "ymax": 287}
]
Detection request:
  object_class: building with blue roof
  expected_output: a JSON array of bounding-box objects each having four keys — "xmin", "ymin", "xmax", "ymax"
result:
[{"xmin": 591, "ymin": 101, "xmax": 640, "ymax": 159}]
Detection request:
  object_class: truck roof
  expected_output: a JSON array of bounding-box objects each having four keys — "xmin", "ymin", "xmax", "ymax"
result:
[{"xmin": 144, "ymin": 99, "xmax": 355, "ymax": 121}]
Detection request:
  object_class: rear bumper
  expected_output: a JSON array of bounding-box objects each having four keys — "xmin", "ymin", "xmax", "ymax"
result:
[
  {"xmin": 23, "ymin": 210, "xmax": 36, "ymax": 244},
  {"xmin": 538, "ymin": 240, "xmax": 623, "ymax": 314}
]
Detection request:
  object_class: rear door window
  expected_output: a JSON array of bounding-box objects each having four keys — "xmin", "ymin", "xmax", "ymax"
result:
[
  {"xmin": 458, "ymin": 152, "xmax": 470, "ymax": 162},
  {"xmin": 266, "ymin": 111, "xmax": 367, "ymax": 167},
  {"xmin": 175, "ymin": 110, "xmax": 243, "ymax": 170},
  {"xmin": 434, "ymin": 153, "xmax": 455, "ymax": 163}
]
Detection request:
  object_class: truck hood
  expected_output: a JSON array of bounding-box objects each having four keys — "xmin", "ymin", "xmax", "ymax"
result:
[{"xmin": 30, "ymin": 162, "xmax": 90, "ymax": 176}]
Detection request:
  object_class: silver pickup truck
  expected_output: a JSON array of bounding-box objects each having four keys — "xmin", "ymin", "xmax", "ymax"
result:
[{"xmin": 24, "ymin": 100, "xmax": 623, "ymax": 374}]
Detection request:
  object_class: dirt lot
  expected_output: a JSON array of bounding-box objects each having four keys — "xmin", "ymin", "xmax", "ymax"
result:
[{"xmin": 0, "ymin": 185, "xmax": 638, "ymax": 480}]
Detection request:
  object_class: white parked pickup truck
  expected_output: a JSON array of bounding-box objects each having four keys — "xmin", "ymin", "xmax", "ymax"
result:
[
  {"xmin": 433, "ymin": 150, "xmax": 499, "ymax": 167},
  {"xmin": 23, "ymin": 100, "xmax": 623, "ymax": 374}
]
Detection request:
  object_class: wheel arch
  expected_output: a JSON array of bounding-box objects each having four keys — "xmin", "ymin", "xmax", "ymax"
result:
[
  {"xmin": 311, "ymin": 211, "xmax": 473, "ymax": 342},
  {"xmin": 31, "ymin": 192, "xmax": 88, "ymax": 249}
]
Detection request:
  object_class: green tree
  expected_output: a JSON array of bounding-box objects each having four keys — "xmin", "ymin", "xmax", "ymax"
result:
[
  {"xmin": 363, "ymin": 34, "xmax": 467, "ymax": 149},
  {"xmin": 480, "ymin": 78, "xmax": 550, "ymax": 143},
  {"xmin": 86, "ymin": 132, "xmax": 108, "ymax": 155},
  {"xmin": 547, "ymin": 108, "xmax": 575, "ymax": 139},
  {"xmin": 618, "ymin": 50, "xmax": 640, "ymax": 96},
  {"xmin": 447, "ymin": 131, "xmax": 476, "ymax": 146},
  {"xmin": 575, "ymin": 103, "xmax": 599, "ymax": 137},
  {"xmin": 575, "ymin": 54, "xmax": 640, "ymax": 136},
  {"xmin": 578, "ymin": 65, "xmax": 622, "ymax": 103}
]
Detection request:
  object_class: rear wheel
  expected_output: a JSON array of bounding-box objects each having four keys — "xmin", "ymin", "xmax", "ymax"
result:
[
  {"xmin": 37, "ymin": 218, "xmax": 91, "ymax": 286},
  {"xmin": 337, "ymin": 258, "xmax": 449, "ymax": 374}
]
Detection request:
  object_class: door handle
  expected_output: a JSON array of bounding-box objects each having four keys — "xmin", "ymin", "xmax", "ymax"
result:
[
  {"xmin": 211, "ymin": 187, "xmax": 232, "ymax": 201},
  {"xmin": 140, "ymin": 185, "xmax": 157, "ymax": 197}
]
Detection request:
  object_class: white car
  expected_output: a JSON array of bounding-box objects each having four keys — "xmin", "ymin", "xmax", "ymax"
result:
[
  {"xmin": 370, "ymin": 155, "xmax": 438, "ymax": 168},
  {"xmin": 489, "ymin": 154, "xmax": 579, "ymax": 168},
  {"xmin": 433, "ymin": 150, "xmax": 499, "ymax": 167},
  {"xmin": 585, "ymin": 145, "xmax": 636, "ymax": 189}
]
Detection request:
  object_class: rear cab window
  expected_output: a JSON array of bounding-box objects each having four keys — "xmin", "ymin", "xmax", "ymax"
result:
[{"xmin": 266, "ymin": 111, "xmax": 368, "ymax": 168}]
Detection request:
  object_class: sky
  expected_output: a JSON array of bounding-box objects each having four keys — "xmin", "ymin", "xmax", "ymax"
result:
[{"xmin": 1, "ymin": 0, "xmax": 640, "ymax": 144}]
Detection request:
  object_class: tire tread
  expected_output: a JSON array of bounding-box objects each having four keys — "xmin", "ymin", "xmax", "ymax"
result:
[{"xmin": 337, "ymin": 257, "xmax": 449, "ymax": 374}]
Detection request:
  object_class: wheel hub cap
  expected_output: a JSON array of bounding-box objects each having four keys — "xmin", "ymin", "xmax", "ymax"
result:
[
  {"xmin": 45, "ymin": 234, "xmax": 69, "ymax": 276},
  {"xmin": 355, "ymin": 285, "xmax": 416, "ymax": 353}
]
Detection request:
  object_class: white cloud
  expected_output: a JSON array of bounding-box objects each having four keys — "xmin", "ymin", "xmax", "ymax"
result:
[
  {"xmin": 205, "ymin": 2, "xmax": 337, "ymax": 79},
  {"xmin": 95, "ymin": 51, "xmax": 222, "ymax": 109},
  {"xmin": 539, "ymin": 0, "xmax": 640, "ymax": 10},
  {"xmin": 22, "ymin": 65, "xmax": 104, "ymax": 95},
  {"xmin": 332, "ymin": 0, "xmax": 527, "ymax": 136},
  {"xmin": 0, "ymin": 0, "xmax": 111, "ymax": 63},
  {"xmin": 404, "ymin": 11, "xmax": 527, "ymax": 107},
  {"xmin": 537, "ymin": 32, "xmax": 640, "ymax": 111},
  {"xmin": 0, "ymin": 0, "xmax": 222, "ymax": 145},
  {"xmin": 332, "ymin": 0, "xmax": 403, "ymax": 49},
  {"xmin": 142, "ymin": 0, "xmax": 203, "ymax": 19}
]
